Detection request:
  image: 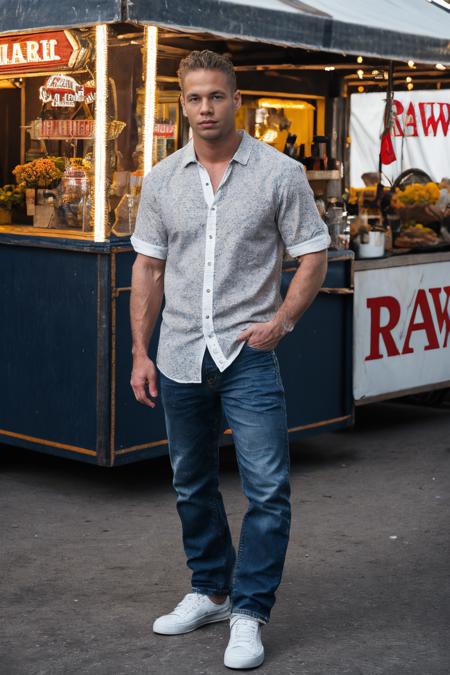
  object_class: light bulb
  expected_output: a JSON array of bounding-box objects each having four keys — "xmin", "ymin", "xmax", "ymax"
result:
[
  {"xmin": 408, "ymin": 60, "xmax": 415, "ymax": 68},
  {"xmin": 407, "ymin": 82, "xmax": 414, "ymax": 90},
  {"xmin": 435, "ymin": 63, "xmax": 446, "ymax": 70},
  {"xmin": 357, "ymin": 56, "xmax": 363, "ymax": 64},
  {"xmin": 357, "ymin": 69, "xmax": 364, "ymax": 79}
]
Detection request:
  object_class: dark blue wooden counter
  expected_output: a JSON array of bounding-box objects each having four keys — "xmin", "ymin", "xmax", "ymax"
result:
[{"xmin": 0, "ymin": 233, "xmax": 353, "ymax": 465}]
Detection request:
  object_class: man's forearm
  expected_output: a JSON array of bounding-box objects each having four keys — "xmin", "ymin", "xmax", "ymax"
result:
[
  {"xmin": 130, "ymin": 256, "xmax": 165, "ymax": 359},
  {"xmin": 274, "ymin": 250, "xmax": 328, "ymax": 332}
]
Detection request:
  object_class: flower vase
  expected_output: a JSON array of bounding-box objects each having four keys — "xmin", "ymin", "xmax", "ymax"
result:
[
  {"xmin": 33, "ymin": 204, "xmax": 54, "ymax": 228},
  {"xmin": 0, "ymin": 208, "xmax": 12, "ymax": 225},
  {"xmin": 25, "ymin": 188, "xmax": 36, "ymax": 216}
]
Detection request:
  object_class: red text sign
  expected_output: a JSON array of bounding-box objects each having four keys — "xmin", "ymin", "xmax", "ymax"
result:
[
  {"xmin": 365, "ymin": 287, "xmax": 450, "ymax": 361},
  {"xmin": 393, "ymin": 99, "xmax": 450, "ymax": 137},
  {"xmin": 30, "ymin": 119, "xmax": 95, "ymax": 140},
  {"xmin": 0, "ymin": 31, "xmax": 79, "ymax": 75},
  {"xmin": 154, "ymin": 123, "xmax": 176, "ymax": 138}
]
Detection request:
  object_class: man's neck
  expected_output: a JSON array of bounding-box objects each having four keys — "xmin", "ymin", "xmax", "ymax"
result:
[{"xmin": 193, "ymin": 129, "xmax": 242, "ymax": 166}]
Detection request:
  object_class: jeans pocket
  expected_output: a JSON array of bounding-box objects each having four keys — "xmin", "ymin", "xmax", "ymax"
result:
[{"xmin": 245, "ymin": 342, "xmax": 273, "ymax": 354}]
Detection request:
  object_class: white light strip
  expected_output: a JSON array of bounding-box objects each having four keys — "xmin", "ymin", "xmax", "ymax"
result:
[
  {"xmin": 144, "ymin": 26, "xmax": 158, "ymax": 177},
  {"xmin": 94, "ymin": 24, "xmax": 108, "ymax": 242}
]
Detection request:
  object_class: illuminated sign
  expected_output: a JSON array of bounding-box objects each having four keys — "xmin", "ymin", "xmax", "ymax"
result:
[
  {"xmin": 39, "ymin": 74, "xmax": 96, "ymax": 108},
  {"xmin": 154, "ymin": 123, "xmax": 176, "ymax": 138},
  {"xmin": 30, "ymin": 119, "xmax": 95, "ymax": 140},
  {"xmin": 0, "ymin": 31, "xmax": 86, "ymax": 75}
]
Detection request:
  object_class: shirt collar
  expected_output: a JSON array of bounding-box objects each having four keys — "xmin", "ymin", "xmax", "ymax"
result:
[{"xmin": 182, "ymin": 130, "xmax": 252, "ymax": 168}]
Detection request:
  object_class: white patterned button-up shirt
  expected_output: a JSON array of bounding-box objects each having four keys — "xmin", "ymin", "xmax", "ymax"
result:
[{"xmin": 131, "ymin": 131, "xmax": 330, "ymax": 383}]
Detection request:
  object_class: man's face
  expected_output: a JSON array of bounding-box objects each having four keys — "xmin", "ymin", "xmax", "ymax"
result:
[{"xmin": 180, "ymin": 68, "xmax": 241, "ymax": 142}]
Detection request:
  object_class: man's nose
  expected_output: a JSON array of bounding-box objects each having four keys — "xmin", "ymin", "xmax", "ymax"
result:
[{"xmin": 200, "ymin": 98, "xmax": 213, "ymax": 114}]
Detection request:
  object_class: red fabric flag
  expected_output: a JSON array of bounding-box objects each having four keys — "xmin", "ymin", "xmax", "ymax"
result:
[{"xmin": 380, "ymin": 130, "xmax": 396, "ymax": 165}]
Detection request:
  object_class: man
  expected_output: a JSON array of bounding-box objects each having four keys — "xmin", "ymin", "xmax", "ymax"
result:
[{"xmin": 130, "ymin": 50, "xmax": 330, "ymax": 670}]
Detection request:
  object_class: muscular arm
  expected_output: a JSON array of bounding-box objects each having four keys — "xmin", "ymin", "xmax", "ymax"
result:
[
  {"xmin": 237, "ymin": 250, "xmax": 328, "ymax": 350},
  {"xmin": 130, "ymin": 253, "xmax": 165, "ymax": 408}
]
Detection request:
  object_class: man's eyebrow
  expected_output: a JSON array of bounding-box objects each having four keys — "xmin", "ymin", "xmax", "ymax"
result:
[{"xmin": 186, "ymin": 89, "xmax": 227, "ymax": 97}]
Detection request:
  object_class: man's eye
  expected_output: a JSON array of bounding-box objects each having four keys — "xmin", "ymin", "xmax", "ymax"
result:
[{"xmin": 213, "ymin": 95, "xmax": 223, "ymax": 100}]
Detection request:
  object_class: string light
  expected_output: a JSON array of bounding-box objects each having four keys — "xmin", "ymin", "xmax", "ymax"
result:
[
  {"xmin": 324, "ymin": 66, "xmax": 335, "ymax": 71},
  {"xmin": 357, "ymin": 86, "xmax": 365, "ymax": 93},
  {"xmin": 406, "ymin": 76, "xmax": 412, "ymax": 83},
  {"xmin": 357, "ymin": 56, "xmax": 363, "ymax": 64},
  {"xmin": 407, "ymin": 82, "xmax": 414, "ymax": 90},
  {"xmin": 144, "ymin": 26, "xmax": 158, "ymax": 177},
  {"xmin": 435, "ymin": 63, "xmax": 446, "ymax": 70},
  {"xmin": 94, "ymin": 25, "xmax": 107, "ymax": 243},
  {"xmin": 357, "ymin": 69, "xmax": 364, "ymax": 79},
  {"xmin": 408, "ymin": 60, "xmax": 415, "ymax": 68}
]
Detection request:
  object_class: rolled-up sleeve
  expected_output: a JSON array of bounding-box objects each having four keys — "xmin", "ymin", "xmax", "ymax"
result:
[
  {"xmin": 130, "ymin": 173, "xmax": 168, "ymax": 260},
  {"xmin": 277, "ymin": 162, "xmax": 330, "ymax": 257}
]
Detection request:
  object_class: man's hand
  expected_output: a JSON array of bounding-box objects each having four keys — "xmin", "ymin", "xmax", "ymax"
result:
[
  {"xmin": 130, "ymin": 354, "xmax": 159, "ymax": 408},
  {"xmin": 237, "ymin": 317, "xmax": 288, "ymax": 351},
  {"xmin": 236, "ymin": 250, "xmax": 327, "ymax": 351}
]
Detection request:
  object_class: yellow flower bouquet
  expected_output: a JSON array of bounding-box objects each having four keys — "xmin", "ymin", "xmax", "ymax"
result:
[
  {"xmin": 0, "ymin": 184, "xmax": 24, "ymax": 210},
  {"xmin": 391, "ymin": 182, "xmax": 441, "ymax": 208},
  {"xmin": 13, "ymin": 157, "xmax": 63, "ymax": 189},
  {"xmin": 391, "ymin": 182, "xmax": 443, "ymax": 227}
]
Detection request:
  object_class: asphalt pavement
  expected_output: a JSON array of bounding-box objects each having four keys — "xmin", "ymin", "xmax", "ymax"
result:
[{"xmin": 1, "ymin": 401, "xmax": 449, "ymax": 675}]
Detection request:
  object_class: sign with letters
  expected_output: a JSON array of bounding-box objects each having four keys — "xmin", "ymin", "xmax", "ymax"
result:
[
  {"xmin": 350, "ymin": 91, "xmax": 450, "ymax": 186},
  {"xmin": 353, "ymin": 262, "xmax": 450, "ymax": 401},
  {"xmin": 30, "ymin": 119, "xmax": 95, "ymax": 140},
  {"xmin": 0, "ymin": 31, "xmax": 85, "ymax": 76}
]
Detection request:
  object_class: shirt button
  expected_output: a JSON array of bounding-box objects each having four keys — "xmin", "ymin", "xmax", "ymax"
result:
[
  {"xmin": 209, "ymin": 235, "xmax": 213, "ymax": 239},
  {"xmin": 207, "ymin": 262, "xmax": 212, "ymax": 266},
  {"xmin": 206, "ymin": 289, "xmax": 211, "ymax": 293},
  {"xmin": 205, "ymin": 315, "xmax": 210, "ymax": 319},
  {"xmin": 211, "ymin": 207, "xmax": 216, "ymax": 211}
]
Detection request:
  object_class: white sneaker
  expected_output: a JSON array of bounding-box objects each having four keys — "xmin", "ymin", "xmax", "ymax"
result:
[
  {"xmin": 152, "ymin": 592, "xmax": 230, "ymax": 635},
  {"xmin": 224, "ymin": 616, "xmax": 264, "ymax": 669}
]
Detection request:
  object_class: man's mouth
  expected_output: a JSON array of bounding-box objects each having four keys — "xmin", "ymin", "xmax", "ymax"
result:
[{"xmin": 199, "ymin": 120, "xmax": 218, "ymax": 127}]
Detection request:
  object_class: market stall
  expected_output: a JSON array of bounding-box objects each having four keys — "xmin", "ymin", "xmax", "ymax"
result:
[{"xmin": 0, "ymin": 1, "xmax": 449, "ymax": 465}]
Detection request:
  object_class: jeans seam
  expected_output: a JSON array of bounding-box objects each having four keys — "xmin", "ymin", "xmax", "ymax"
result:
[
  {"xmin": 192, "ymin": 585, "xmax": 231, "ymax": 596},
  {"xmin": 231, "ymin": 609, "xmax": 268, "ymax": 624},
  {"xmin": 271, "ymin": 352, "xmax": 284, "ymax": 389},
  {"xmin": 230, "ymin": 512, "xmax": 248, "ymax": 593}
]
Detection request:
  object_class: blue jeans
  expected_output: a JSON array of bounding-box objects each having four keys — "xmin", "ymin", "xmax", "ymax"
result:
[{"xmin": 159, "ymin": 343, "xmax": 291, "ymax": 624}]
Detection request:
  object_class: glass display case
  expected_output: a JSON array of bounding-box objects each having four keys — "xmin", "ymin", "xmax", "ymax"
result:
[{"xmin": 0, "ymin": 26, "xmax": 183, "ymax": 241}]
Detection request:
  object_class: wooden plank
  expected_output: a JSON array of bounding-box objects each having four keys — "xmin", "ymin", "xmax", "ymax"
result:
[
  {"xmin": 355, "ymin": 380, "xmax": 450, "ymax": 406},
  {"xmin": 354, "ymin": 250, "xmax": 450, "ymax": 271}
]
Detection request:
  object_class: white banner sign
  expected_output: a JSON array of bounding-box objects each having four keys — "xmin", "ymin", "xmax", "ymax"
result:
[
  {"xmin": 354, "ymin": 262, "xmax": 450, "ymax": 401},
  {"xmin": 350, "ymin": 90, "xmax": 450, "ymax": 187}
]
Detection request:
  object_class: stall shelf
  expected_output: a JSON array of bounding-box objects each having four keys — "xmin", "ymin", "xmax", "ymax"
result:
[
  {"xmin": 0, "ymin": 236, "xmax": 353, "ymax": 466},
  {"xmin": 353, "ymin": 251, "xmax": 450, "ymax": 405}
]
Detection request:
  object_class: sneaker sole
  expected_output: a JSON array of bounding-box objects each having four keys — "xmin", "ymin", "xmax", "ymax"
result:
[
  {"xmin": 153, "ymin": 610, "xmax": 231, "ymax": 635},
  {"xmin": 224, "ymin": 650, "xmax": 264, "ymax": 670}
]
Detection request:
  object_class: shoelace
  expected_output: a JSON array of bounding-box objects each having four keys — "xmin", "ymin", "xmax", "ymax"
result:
[
  {"xmin": 231, "ymin": 618, "xmax": 259, "ymax": 646},
  {"xmin": 172, "ymin": 593, "xmax": 206, "ymax": 617}
]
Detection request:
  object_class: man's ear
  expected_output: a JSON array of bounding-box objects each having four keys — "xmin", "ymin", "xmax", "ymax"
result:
[
  {"xmin": 233, "ymin": 89, "xmax": 242, "ymax": 112},
  {"xmin": 180, "ymin": 93, "xmax": 188, "ymax": 117}
]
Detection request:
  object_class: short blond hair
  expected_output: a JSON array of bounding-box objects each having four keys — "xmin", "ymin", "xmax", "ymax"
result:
[{"xmin": 177, "ymin": 50, "xmax": 237, "ymax": 92}]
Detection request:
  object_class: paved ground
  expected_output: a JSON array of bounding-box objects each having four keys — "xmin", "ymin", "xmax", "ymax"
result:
[{"xmin": 1, "ymin": 401, "xmax": 449, "ymax": 675}]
